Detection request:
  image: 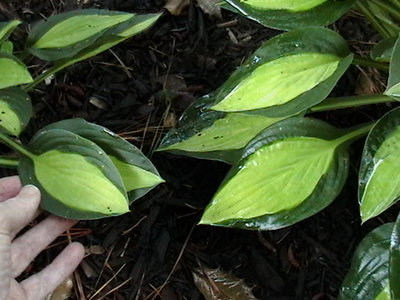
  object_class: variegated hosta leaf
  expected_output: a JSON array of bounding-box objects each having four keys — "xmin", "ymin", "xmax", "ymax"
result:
[
  {"xmin": 158, "ymin": 94, "xmax": 283, "ymax": 163},
  {"xmin": 41, "ymin": 118, "xmax": 163, "ymax": 203},
  {"xmin": 36, "ymin": 13, "xmax": 161, "ymax": 80},
  {"xmin": 223, "ymin": 0, "xmax": 355, "ymax": 31},
  {"xmin": 385, "ymin": 35, "xmax": 400, "ymax": 98},
  {"xmin": 199, "ymin": 117, "xmax": 349, "ymax": 228},
  {"xmin": 0, "ymin": 88, "xmax": 32, "ymax": 136},
  {"xmin": 243, "ymin": 0, "xmax": 326, "ymax": 12},
  {"xmin": 27, "ymin": 9, "xmax": 135, "ymax": 61},
  {"xmin": 163, "ymin": 113, "xmax": 281, "ymax": 151},
  {"xmin": 210, "ymin": 27, "xmax": 352, "ymax": 117},
  {"xmin": 359, "ymin": 107, "xmax": 400, "ymax": 222},
  {"xmin": 18, "ymin": 129, "xmax": 129, "ymax": 220},
  {"xmin": 339, "ymin": 223, "xmax": 393, "ymax": 300},
  {"xmin": 0, "ymin": 20, "xmax": 21, "ymax": 44},
  {"xmin": 212, "ymin": 53, "xmax": 340, "ymax": 112},
  {"xmin": 371, "ymin": 37, "xmax": 396, "ymax": 63},
  {"xmin": 0, "ymin": 53, "xmax": 33, "ymax": 89},
  {"xmin": 390, "ymin": 213, "xmax": 400, "ymax": 299}
]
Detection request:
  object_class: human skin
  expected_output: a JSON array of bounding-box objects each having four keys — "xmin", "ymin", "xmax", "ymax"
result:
[{"xmin": 0, "ymin": 176, "xmax": 84, "ymax": 300}]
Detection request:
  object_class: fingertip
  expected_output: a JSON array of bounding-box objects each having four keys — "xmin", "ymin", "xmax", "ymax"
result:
[
  {"xmin": 66, "ymin": 242, "xmax": 85, "ymax": 266},
  {"xmin": 18, "ymin": 184, "xmax": 41, "ymax": 205},
  {"xmin": 69, "ymin": 242, "xmax": 85, "ymax": 258},
  {"xmin": 21, "ymin": 184, "xmax": 40, "ymax": 196}
]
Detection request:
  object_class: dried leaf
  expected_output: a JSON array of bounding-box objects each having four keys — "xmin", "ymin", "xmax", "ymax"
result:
[
  {"xmin": 193, "ymin": 266, "xmax": 258, "ymax": 300},
  {"xmin": 197, "ymin": 0, "xmax": 222, "ymax": 18},
  {"xmin": 44, "ymin": 276, "xmax": 74, "ymax": 300},
  {"xmin": 164, "ymin": 0, "xmax": 190, "ymax": 16}
]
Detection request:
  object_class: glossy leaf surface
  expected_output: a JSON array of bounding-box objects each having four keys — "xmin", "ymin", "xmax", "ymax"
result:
[
  {"xmin": 339, "ymin": 223, "xmax": 393, "ymax": 300},
  {"xmin": 199, "ymin": 117, "xmax": 349, "ymax": 229},
  {"xmin": 44, "ymin": 13, "xmax": 160, "ymax": 76},
  {"xmin": 0, "ymin": 20, "xmax": 21, "ymax": 44},
  {"xmin": 241, "ymin": 0, "xmax": 326, "ymax": 12},
  {"xmin": 27, "ymin": 9, "xmax": 135, "ymax": 61},
  {"xmin": 0, "ymin": 88, "xmax": 32, "ymax": 136},
  {"xmin": 390, "ymin": 213, "xmax": 400, "ymax": 299},
  {"xmin": 212, "ymin": 53, "xmax": 340, "ymax": 112},
  {"xmin": 19, "ymin": 129, "xmax": 129, "ymax": 219},
  {"xmin": 159, "ymin": 95, "xmax": 283, "ymax": 163},
  {"xmin": 385, "ymin": 35, "xmax": 400, "ymax": 98},
  {"xmin": 42, "ymin": 118, "xmax": 163, "ymax": 202},
  {"xmin": 0, "ymin": 53, "xmax": 32, "ymax": 89},
  {"xmin": 210, "ymin": 27, "xmax": 352, "ymax": 117},
  {"xmin": 371, "ymin": 37, "xmax": 396, "ymax": 63},
  {"xmin": 359, "ymin": 107, "xmax": 400, "ymax": 222},
  {"xmin": 223, "ymin": 0, "xmax": 355, "ymax": 31}
]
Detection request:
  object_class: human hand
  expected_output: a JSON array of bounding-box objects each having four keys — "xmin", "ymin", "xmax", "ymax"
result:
[{"xmin": 0, "ymin": 176, "xmax": 85, "ymax": 300}]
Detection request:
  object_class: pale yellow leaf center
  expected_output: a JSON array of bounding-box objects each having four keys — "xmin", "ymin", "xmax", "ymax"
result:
[
  {"xmin": 212, "ymin": 53, "xmax": 340, "ymax": 112},
  {"xmin": 34, "ymin": 151, "xmax": 129, "ymax": 215}
]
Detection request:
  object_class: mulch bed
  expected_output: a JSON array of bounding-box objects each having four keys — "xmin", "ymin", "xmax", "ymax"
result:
[{"xmin": 0, "ymin": 1, "xmax": 397, "ymax": 299}]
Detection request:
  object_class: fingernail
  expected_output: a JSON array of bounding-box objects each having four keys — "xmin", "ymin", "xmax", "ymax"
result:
[{"xmin": 23, "ymin": 184, "xmax": 40, "ymax": 195}]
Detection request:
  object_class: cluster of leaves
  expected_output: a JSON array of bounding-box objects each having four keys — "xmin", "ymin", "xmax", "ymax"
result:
[
  {"xmin": 158, "ymin": 0, "xmax": 400, "ymax": 298},
  {"xmin": 0, "ymin": 10, "xmax": 164, "ymax": 220}
]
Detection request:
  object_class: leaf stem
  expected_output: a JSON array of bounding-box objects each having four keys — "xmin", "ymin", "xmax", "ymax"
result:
[
  {"xmin": 370, "ymin": 0, "xmax": 400, "ymax": 21},
  {"xmin": 356, "ymin": 1, "xmax": 393, "ymax": 38},
  {"xmin": 352, "ymin": 55, "xmax": 389, "ymax": 71},
  {"xmin": 0, "ymin": 132, "xmax": 35, "ymax": 159},
  {"xmin": 23, "ymin": 64, "xmax": 64, "ymax": 92},
  {"xmin": 333, "ymin": 122, "xmax": 375, "ymax": 146},
  {"xmin": 387, "ymin": 0, "xmax": 400, "ymax": 10},
  {"xmin": 0, "ymin": 157, "xmax": 19, "ymax": 168},
  {"xmin": 310, "ymin": 94, "xmax": 395, "ymax": 112}
]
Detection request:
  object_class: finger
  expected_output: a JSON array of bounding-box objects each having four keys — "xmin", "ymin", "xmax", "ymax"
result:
[
  {"xmin": 11, "ymin": 216, "xmax": 78, "ymax": 277},
  {"xmin": 0, "ymin": 185, "xmax": 41, "ymax": 237},
  {"xmin": 0, "ymin": 176, "xmax": 21, "ymax": 201},
  {"xmin": 21, "ymin": 242, "xmax": 84, "ymax": 300}
]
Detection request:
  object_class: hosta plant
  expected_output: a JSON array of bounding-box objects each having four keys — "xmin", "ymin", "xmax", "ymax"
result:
[
  {"xmin": 159, "ymin": 1, "xmax": 400, "ymax": 298},
  {"xmin": 0, "ymin": 9, "xmax": 164, "ymax": 220}
]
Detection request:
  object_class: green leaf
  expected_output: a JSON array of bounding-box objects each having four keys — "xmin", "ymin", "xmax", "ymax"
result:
[
  {"xmin": 18, "ymin": 129, "xmax": 129, "ymax": 220},
  {"xmin": 199, "ymin": 117, "xmax": 349, "ymax": 229},
  {"xmin": 371, "ymin": 38, "xmax": 397, "ymax": 63},
  {"xmin": 212, "ymin": 53, "xmax": 340, "ymax": 112},
  {"xmin": 359, "ymin": 107, "xmax": 400, "ymax": 222},
  {"xmin": 376, "ymin": 285, "xmax": 391, "ymax": 300},
  {"xmin": 26, "ymin": 13, "xmax": 161, "ymax": 90},
  {"xmin": 339, "ymin": 223, "xmax": 393, "ymax": 300},
  {"xmin": 0, "ymin": 41, "xmax": 14, "ymax": 54},
  {"xmin": 0, "ymin": 87, "xmax": 32, "ymax": 136},
  {"xmin": 385, "ymin": 34, "xmax": 400, "ymax": 98},
  {"xmin": 0, "ymin": 53, "xmax": 33, "ymax": 89},
  {"xmin": 40, "ymin": 118, "xmax": 163, "ymax": 202},
  {"xmin": 109, "ymin": 156, "xmax": 163, "ymax": 192},
  {"xmin": 158, "ymin": 95, "xmax": 283, "ymax": 164},
  {"xmin": 27, "ymin": 9, "xmax": 135, "ymax": 61},
  {"xmin": 58, "ymin": 13, "xmax": 160, "ymax": 65},
  {"xmin": 0, "ymin": 20, "xmax": 21, "ymax": 44},
  {"xmin": 223, "ymin": 0, "xmax": 355, "ymax": 31},
  {"xmin": 390, "ymin": 213, "xmax": 400, "ymax": 299},
  {"xmin": 238, "ymin": 0, "xmax": 326, "ymax": 12},
  {"xmin": 210, "ymin": 27, "xmax": 353, "ymax": 117}
]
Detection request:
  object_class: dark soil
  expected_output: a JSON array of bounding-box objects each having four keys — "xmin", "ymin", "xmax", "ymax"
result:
[{"xmin": 0, "ymin": 1, "xmax": 397, "ymax": 299}]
